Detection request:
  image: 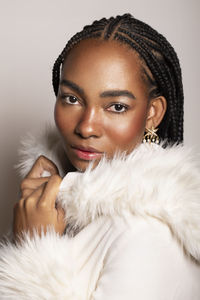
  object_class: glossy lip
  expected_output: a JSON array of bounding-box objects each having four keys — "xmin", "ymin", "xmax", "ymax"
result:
[{"xmin": 71, "ymin": 145, "xmax": 103, "ymax": 161}]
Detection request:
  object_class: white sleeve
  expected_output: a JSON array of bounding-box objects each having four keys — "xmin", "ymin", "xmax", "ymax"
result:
[
  {"xmin": 92, "ymin": 221, "xmax": 200, "ymax": 300},
  {"xmin": 1, "ymin": 222, "xmax": 200, "ymax": 300},
  {"xmin": 0, "ymin": 231, "xmax": 81, "ymax": 300}
]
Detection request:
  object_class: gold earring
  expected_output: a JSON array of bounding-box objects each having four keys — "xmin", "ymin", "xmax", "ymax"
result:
[{"xmin": 143, "ymin": 126, "xmax": 159, "ymax": 144}]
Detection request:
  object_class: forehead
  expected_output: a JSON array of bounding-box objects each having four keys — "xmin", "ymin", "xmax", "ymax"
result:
[
  {"xmin": 62, "ymin": 38, "xmax": 141, "ymax": 73},
  {"xmin": 61, "ymin": 39, "xmax": 145, "ymax": 93}
]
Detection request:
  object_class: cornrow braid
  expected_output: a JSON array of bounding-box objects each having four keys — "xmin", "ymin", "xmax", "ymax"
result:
[{"xmin": 52, "ymin": 13, "xmax": 184, "ymax": 144}]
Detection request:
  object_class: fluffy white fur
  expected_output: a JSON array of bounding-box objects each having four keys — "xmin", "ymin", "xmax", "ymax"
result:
[
  {"xmin": 17, "ymin": 127, "xmax": 68, "ymax": 178},
  {"xmin": 1, "ymin": 128, "xmax": 200, "ymax": 298},
  {"xmin": 0, "ymin": 230, "xmax": 82, "ymax": 300},
  {"xmin": 17, "ymin": 128, "xmax": 200, "ymax": 261}
]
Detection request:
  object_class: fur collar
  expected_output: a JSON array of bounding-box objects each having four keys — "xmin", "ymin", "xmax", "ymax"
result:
[{"xmin": 17, "ymin": 128, "xmax": 200, "ymax": 261}]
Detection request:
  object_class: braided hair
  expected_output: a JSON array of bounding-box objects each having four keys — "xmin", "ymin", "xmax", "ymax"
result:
[{"xmin": 52, "ymin": 13, "xmax": 184, "ymax": 144}]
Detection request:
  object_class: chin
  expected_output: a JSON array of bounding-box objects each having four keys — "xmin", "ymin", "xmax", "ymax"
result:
[{"xmin": 71, "ymin": 159, "xmax": 100, "ymax": 172}]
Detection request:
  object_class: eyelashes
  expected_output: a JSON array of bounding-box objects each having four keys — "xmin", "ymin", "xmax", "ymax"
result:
[
  {"xmin": 107, "ymin": 103, "xmax": 129, "ymax": 113},
  {"xmin": 61, "ymin": 94, "xmax": 79, "ymax": 105},
  {"xmin": 59, "ymin": 93, "xmax": 130, "ymax": 114}
]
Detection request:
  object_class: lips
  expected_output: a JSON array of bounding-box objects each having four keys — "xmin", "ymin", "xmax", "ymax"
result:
[{"xmin": 71, "ymin": 145, "xmax": 103, "ymax": 160}]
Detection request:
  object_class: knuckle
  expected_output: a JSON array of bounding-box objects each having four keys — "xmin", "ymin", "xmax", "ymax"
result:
[
  {"xmin": 21, "ymin": 189, "xmax": 31, "ymax": 199},
  {"xmin": 38, "ymin": 155, "xmax": 46, "ymax": 161},
  {"xmin": 33, "ymin": 155, "xmax": 48, "ymax": 168},
  {"xmin": 20, "ymin": 179, "xmax": 28, "ymax": 190},
  {"xmin": 36, "ymin": 156, "xmax": 58, "ymax": 173},
  {"xmin": 38, "ymin": 201, "xmax": 47, "ymax": 209},
  {"xmin": 24, "ymin": 196, "xmax": 35, "ymax": 210},
  {"xmin": 36, "ymin": 155, "xmax": 46, "ymax": 164}
]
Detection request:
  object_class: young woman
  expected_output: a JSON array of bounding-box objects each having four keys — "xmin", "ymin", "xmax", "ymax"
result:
[{"xmin": 0, "ymin": 13, "xmax": 200, "ymax": 299}]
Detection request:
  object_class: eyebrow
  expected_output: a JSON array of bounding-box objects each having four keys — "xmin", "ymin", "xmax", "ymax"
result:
[
  {"xmin": 60, "ymin": 79, "xmax": 86, "ymax": 98},
  {"xmin": 100, "ymin": 90, "xmax": 136, "ymax": 100},
  {"xmin": 60, "ymin": 79, "xmax": 136, "ymax": 100}
]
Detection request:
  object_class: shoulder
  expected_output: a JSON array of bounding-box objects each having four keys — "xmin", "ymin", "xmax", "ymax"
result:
[
  {"xmin": 59, "ymin": 143, "xmax": 200, "ymax": 261},
  {"xmin": 93, "ymin": 216, "xmax": 200, "ymax": 300}
]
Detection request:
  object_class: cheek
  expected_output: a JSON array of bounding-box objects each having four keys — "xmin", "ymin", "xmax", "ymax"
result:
[
  {"xmin": 106, "ymin": 108, "xmax": 147, "ymax": 151},
  {"xmin": 54, "ymin": 103, "xmax": 74, "ymax": 137}
]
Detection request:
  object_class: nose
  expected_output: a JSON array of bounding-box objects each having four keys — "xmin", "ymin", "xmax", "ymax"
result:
[{"xmin": 75, "ymin": 107, "xmax": 102, "ymax": 139}]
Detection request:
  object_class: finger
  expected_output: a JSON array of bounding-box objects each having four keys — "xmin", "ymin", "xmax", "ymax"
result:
[
  {"xmin": 20, "ymin": 177, "xmax": 50, "ymax": 192},
  {"xmin": 13, "ymin": 203, "xmax": 26, "ymax": 239},
  {"xmin": 21, "ymin": 188, "xmax": 34, "ymax": 199},
  {"xmin": 38, "ymin": 174, "xmax": 62, "ymax": 209},
  {"xmin": 17, "ymin": 198, "xmax": 25, "ymax": 209},
  {"xmin": 24, "ymin": 183, "xmax": 46, "ymax": 209},
  {"xmin": 26, "ymin": 155, "xmax": 59, "ymax": 179}
]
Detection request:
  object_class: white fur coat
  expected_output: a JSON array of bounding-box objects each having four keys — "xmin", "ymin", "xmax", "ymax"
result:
[{"xmin": 0, "ymin": 129, "xmax": 200, "ymax": 299}]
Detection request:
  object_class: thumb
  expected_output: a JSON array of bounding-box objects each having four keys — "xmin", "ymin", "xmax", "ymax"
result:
[
  {"xmin": 26, "ymin": 155, "xmax": 59, "ymax": 179},
  {"xmin": 39, "ymin": 174, "xmax": 62, "ymax": 209}
]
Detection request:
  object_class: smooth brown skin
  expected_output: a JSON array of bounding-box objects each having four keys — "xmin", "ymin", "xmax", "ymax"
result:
[
  {"xmin": 13, "ymin": 39, "xmax": 166, "ymax": 240},
  {"xmin": 55, "ymin": 39, "xmax": 166, "ymax": 171}
]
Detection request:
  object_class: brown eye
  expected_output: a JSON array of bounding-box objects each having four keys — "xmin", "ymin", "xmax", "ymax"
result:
[
  {"xmin": 107, "ymin": 103, "xmax": 128, "ymax": 113},
  {"xmin": 114, "ymin": 104, "xmax": 125, "ymax": 111},
  {"xmin": 63, "ymin": 95, "xmax": 79, "ymax": 104}
]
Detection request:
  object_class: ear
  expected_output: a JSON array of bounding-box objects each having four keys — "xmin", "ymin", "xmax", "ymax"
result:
[{"xmin": 145, "ymin": 96, "xmax": 167, "ymax": 129}]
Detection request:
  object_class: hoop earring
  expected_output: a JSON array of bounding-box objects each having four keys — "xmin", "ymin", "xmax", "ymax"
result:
[{"xmin": 143, "ymin": 126, "xmax": 159, "ymax": 144}]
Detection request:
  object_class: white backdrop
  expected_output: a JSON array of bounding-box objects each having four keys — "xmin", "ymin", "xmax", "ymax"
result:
[{"xmin": 0, "ymin": 0, "xmax": 199, "ymax": 237}]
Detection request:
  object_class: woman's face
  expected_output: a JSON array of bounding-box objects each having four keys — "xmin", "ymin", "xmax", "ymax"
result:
[{"xmin": 54, "ymin": 39, "xmax": 151, "ymax": 171}]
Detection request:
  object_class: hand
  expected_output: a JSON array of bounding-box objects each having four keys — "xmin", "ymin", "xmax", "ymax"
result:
[{"xmin": 13, "ymin": 156, "xmax": 66, "ymax": 242}]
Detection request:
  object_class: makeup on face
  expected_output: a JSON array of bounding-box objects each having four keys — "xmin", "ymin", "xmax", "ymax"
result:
[{"xmin": 54, "ymin": 39, "xmax": 150, "ymax": 171}]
